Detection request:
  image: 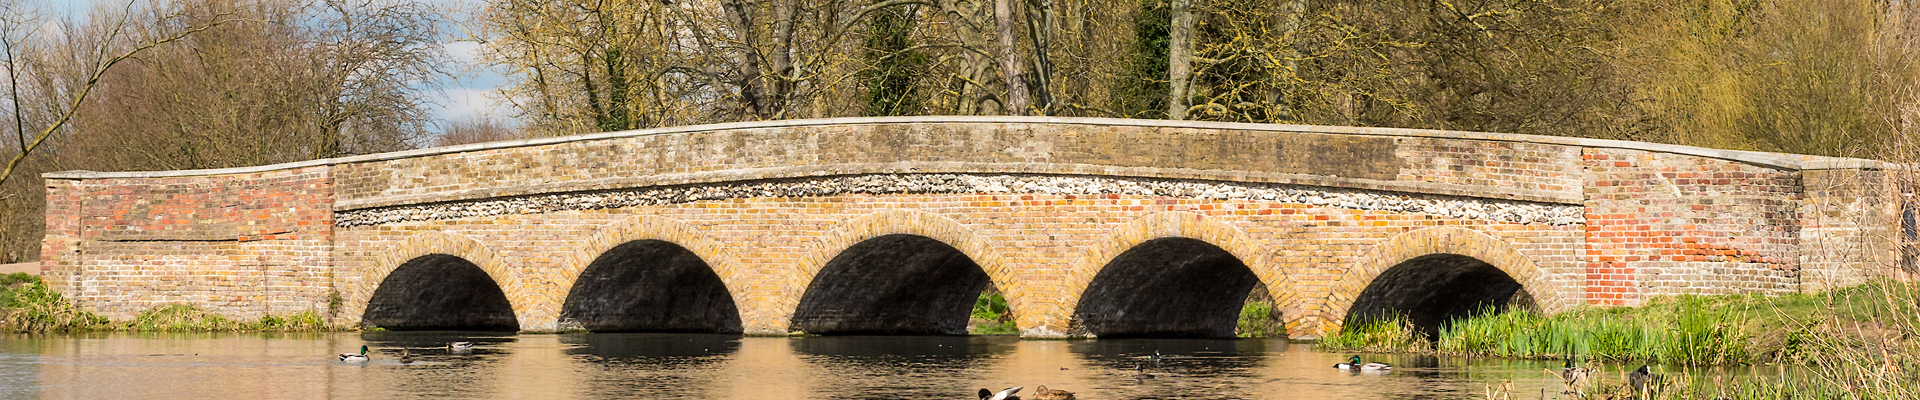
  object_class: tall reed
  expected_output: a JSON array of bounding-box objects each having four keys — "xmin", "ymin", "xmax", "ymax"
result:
[
  {"xmin": 1436, "ymin": 295, "xmax": 1749, "ymax": 364},
  {"xmin": 1317, "ymin": 314, "xmax": 1431, "ymax": 353}
]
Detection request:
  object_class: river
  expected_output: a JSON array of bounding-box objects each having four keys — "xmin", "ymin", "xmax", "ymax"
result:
[{"xmin": 1, "ymin": 332, "xmax": 1687, "ymax": 399}]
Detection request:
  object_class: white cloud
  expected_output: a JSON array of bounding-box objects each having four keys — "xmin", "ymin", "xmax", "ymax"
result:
[{"xmin": 427, "ymin": 40, "xmax": 517, "ymax": 127}]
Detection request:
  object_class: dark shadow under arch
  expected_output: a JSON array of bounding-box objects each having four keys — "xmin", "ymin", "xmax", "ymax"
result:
[
  {"xmin": 560, "ymin": 240, "xmax": 743, "ymax": 333},
  {"xmin": 1345, "ymin": 254, "xmax": 1525, "ymax": 338},
  {"xmin": 1073, "ymin": 237, "xmax": 1261, "ymax": 338},
  {"xmin": 790, "ymin": 234, "xmax": 990, "ymax": 335},
  {"xmin": 363, "ymin": 254, "xmax": 519, "ymax": 331}
]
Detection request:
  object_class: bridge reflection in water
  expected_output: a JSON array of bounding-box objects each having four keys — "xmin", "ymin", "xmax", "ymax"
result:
[{"xmin": 6, "ymin": 332, "xmax": 1605, "ymax": 399}]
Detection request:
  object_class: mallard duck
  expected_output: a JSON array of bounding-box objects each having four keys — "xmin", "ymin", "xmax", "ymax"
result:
[
  {"xmin": 977, "ymin": 386, "xmax": 1022, "ymax": 400},
  {"xmin": 447, "ymin": 342, "xmax": 475, "ymax": 352},
  {"xmin": 1032, "ymin": 385, "xmax": 1076, "ymax": 400},
  {"xmin": 1334, "ymin": 355, "xmax": 1390, "ymax": 371},
  {"xmin": 338, "ymin": 345, "xmax": 369, "ymax": 363},
  {"xmin": 1555, "ymin": 358, "xmax": 1589, "ymax": 394},
  {"xmin": 398, "ymin": 348, "xmax": 416, "ymax": 364}
]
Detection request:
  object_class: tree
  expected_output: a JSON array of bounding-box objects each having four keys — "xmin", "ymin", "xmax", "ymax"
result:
[
  {"xmin": 436, "ymin": 116, "xmax": 522, "ymax": 146},
  {"xmin": 68, "ymin": 0, "xmax": 443, "ymax": 171},
  {"xmin": 857, "ymin": 5, "xmax": 932, "ymax": 116}
]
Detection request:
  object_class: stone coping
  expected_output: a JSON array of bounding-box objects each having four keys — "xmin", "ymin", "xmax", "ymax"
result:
[{"xmin": 45, "ymin": 116, "xmax": 1884, "ymax": 181}]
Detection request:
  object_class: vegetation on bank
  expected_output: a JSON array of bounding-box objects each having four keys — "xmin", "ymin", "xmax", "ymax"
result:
[
  {"xmin": 1235, "ymin": 300, "xmax": 1283, "ymax": 338},
  {"xmin": 1324, "ymin": 281, "xmax": 1920, "ymax": 399},
  {"xmin": 968, "ymin": 292, "xmax": 1018, "ymax": 335},
  {"xmin": 1321, "ymin": 282, "xmax": 1920, "ymax": 366},
  {"xmin": 0, "ymin": 273, "xmax": 333, "ymax": 333}
]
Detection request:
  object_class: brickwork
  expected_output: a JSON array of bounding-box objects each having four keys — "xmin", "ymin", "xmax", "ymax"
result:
[
  {"xmin": 329, "ymin": 193, "xmax": 1573, "ymax": 337},
  {"xmin": 38, "ymin": 117, "xmax": 1899, "ymax": 338},
  {"xmin": 1581, "ymin": 149, "xmax": 1805, "ymax": 305},
  {"xmin": 41, "ymin": 167, "xmax": 333, "ymax": 320}
]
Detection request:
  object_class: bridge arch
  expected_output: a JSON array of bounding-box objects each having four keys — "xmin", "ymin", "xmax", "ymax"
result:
[
  {"xmin": 783, "ymin": 209, "xmax": 1016, "ymax": 335},
  {"xmin": 1063, "ymin": 211, "xmax": 1302, "ymax": 338},
  {"xmin": 355, "ymin": 231, "xmax": 531, "ymax": 330},
  {"xmin": 1324, "ymin": 226, "xmax": 1568, "ymax": 338},
  {"xmin": 553, "ymin": 215, "xmax": 748, "ymax": 333}
]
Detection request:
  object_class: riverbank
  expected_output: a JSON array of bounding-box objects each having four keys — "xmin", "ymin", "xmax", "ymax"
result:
[
  {"xmin": 0, "ymin": 273, "xmax": 332, "ymax": 332},
  {"xmin": 1322, "ymin": 281, "xmax": 1919, "ymax": 364},
  {"xmin": 1320, "ymin": 280, "xmax": 1920, "ymax": 398}
]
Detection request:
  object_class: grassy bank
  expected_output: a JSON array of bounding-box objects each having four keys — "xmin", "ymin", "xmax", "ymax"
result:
[
  {"xmin": 969, "ymin": 292, "xmax": 1018, "ymax": 335},
  {"xmin": 1322, "ymin": 281, "xmax": 1920, "ymax": 365},
  {"xmin": 0, "ymin": 273, "xmax": 335, "ymax": 333},
  {"xmin": 1324, "ymin": 281, "xmax": 1920, "ymax": 399}
]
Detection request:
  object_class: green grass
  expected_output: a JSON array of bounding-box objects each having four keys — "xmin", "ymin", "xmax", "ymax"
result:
[
  {"xmin": 1319, "ymin": 281, "xmax": 1920, "ymax": 367},
  {"xmin": 969, "ymin": 292, "xmax": 1018, "ymax": 335},
  {"xmin": 1, "ymin": 273, "xmax": 334, "ymax": 333},
  {"xmin": 1434, "ymin": 295, "xmax": 1750, "ymax": 364},
  {"xmin": 1318, "ymin": 314, "xmax": 1431, "ymax": 353},
  {"xmin": 1236, "ymin": 300, "xmax": 1285, "ymax": 338},
  {"xmin": 0, "ymin": 273, "xmax": 109, "ymax": 331}
]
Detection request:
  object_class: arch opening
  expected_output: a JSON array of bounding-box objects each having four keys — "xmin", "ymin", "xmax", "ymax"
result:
[
  {"xmin": 363, "ymin": 254, "xmax": 519, "ymax": 331},
  {"xmin": 790, "ymin": 234, "xmax": 990, "ymax": 335},
  {"xmin": 1344, "ymin": 254, "xmax": 1526, "ymax": 339},
  {"xmin": 560, "ymin": 240, "xmax": 743, "ymax": 333},
  {"xmin": 1072, "ymin": 237, "xmax": 1260, "ymax": 338}
]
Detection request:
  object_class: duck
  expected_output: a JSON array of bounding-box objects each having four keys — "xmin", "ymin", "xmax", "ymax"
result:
[
  {"xmin": 398, "ymin": 348, "xmax": 416, "ymax": 364},
  {"xmin": 1032, "ymin": 385, "xmax": 1076, "ymax": 400},
  {"xmin": 1628, "ymin": 365, "xmax": 1654, "ymax": 394},
  {"xmin": 1132, "ymin": 364, "xmax": 1155, "ymax": 379},
  {"xmin": 337, "ymin": 345, "xmax": 369, "ymax": 363},
  {"xmin": 447, "ymin": 341, "xmax": 475, "ymax": 352},
  {"xmin": 1556, "ymin": 358, "xmax": 1588, "ymax": 394},
  {"xmin": 1334, "ymin": 355, "xmax": 1390, "ymax": 371},
  {"xmin": 1148, "ymin": 350, "xmax": 1163, "ymax": 365},
  {"xmin": 977, "ymin": 386, "xmax": 1022, "ymax": 400}
]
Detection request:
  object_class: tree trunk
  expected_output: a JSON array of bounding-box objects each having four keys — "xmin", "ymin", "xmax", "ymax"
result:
[
  {"xmin": 994, "ymin": 0, "xmax": 1031, "ymax": 115},
  {"xmin": 720, "ymin": 0, "xmax": 772, "ymax": 119},
  {"xmin": 769, "ymin": 0, "xmax": 797, "ymax": 119},
  {"xmin": 1166, "ymin": 0, "xmax": 1194, "ymax": 120},
  {"xmin": 1271, "ymin": 0, "xmax": 1306, "ymax": 121},
  {"xmin": 1024, "ymin": 0, "xmax": 1056, "ymax": 114}
]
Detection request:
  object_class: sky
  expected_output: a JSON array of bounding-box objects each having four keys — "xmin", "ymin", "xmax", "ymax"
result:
[{"xmin": 43, "ymin": 0, "xmax": 517, "ymax": 133}]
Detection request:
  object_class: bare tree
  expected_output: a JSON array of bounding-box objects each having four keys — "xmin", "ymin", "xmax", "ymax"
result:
[
  {"xmin": 0, "ymin": 0, "xmax": 232, "ymax": 185},
  {"xmin": 435, "ymin": 116, "xmax": 521, "ymax": 146},
  {"xmin": 69, "ymin": 0, "xmax": 444, "ymax": 171}
]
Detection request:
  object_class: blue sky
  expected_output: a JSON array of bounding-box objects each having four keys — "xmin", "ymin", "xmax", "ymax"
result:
[{"xmin": 44, "ymin": 0, "xmax": 516, "ymax": 132}]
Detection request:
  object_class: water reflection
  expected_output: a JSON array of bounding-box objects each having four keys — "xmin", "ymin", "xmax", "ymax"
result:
[
  {"xmin": 563, "ymin": 333, "xmax": 739, "ymax": 398},
  {"xmin": 0, "ymin": 332, "xmax": 1702, "ymax": 399},
  {"xmin": 794, "ymin": 336, "xmax": 1014, "ymax": 400}
]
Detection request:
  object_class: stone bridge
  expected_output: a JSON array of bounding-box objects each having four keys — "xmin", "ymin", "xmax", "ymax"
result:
[{"xmin": 38, "ymin": 117, "xmax": 1899, "ymax": 338}]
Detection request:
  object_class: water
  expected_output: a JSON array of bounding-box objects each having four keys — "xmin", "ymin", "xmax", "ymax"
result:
[{"xmin": 0, "ymin": 332, "xmax": 1681, "ymax": 399}]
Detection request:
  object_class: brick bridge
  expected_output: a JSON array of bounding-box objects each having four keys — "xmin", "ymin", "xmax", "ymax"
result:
[{"xmin": 39, "ymin": 117, "xmax": 1898, "ymax": 338}]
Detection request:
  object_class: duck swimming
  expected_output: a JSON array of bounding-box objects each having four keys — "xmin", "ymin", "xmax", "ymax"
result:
[
  {"xmin": 977, "ymin": 386, "xmax": 1021, "ymax": 400},
  {"xmin": 398, "ymin": 348, "xmax": 416, "ymax": 364},
  {"xmin": 1334, "ymin": 355, "xmax": 1390, "ymax": 371},
  {"xmin": 447, "ymin": 342, "xmax": 475, "ymax": 352},
  {"xmin": 1032, "ymin": 385, "xmax": 1076, "ymax": 400},
  {"xmin": 338, "ymin": 345, "xmax": 369, "ymax": 363}
]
